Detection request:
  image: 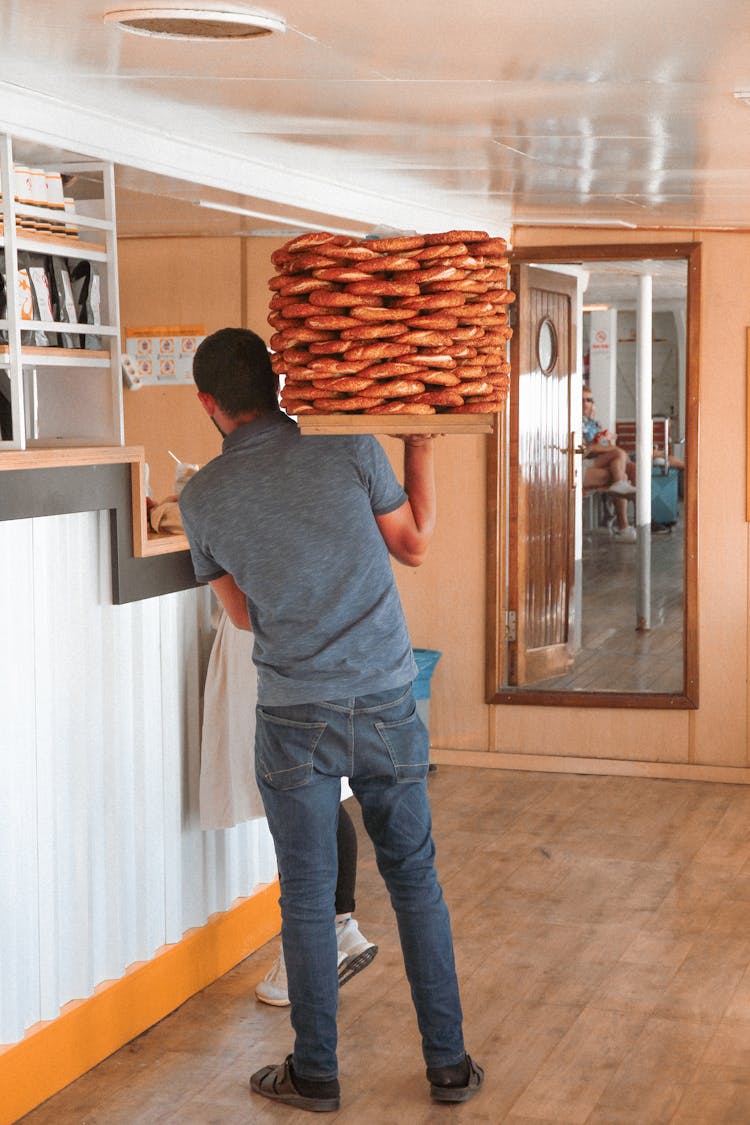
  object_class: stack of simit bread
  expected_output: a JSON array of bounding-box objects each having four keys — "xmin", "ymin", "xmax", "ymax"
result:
[{"xmin": 267, "ymin": 229, "xmax": 513, "ymax": 416}]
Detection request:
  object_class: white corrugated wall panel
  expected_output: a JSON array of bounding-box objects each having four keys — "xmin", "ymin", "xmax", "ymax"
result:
[
  {"xmin": 0, "ymin": 518, "xmax": 40, "ymax": 1043},
  {"xmin": 1, "ymin": 509, "xmax": 277, "ymax": 1046}
]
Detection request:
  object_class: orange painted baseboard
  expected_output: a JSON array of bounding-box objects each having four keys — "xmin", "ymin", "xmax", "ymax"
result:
[{"xmin": 0, "ymin": 880, "xmax": 280, "ymax": 1125}]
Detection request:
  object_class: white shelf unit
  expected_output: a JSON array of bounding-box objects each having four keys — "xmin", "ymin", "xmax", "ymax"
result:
[{"xmin": 0, "ymin": 135, "xmax": 123, "ymax": 449}]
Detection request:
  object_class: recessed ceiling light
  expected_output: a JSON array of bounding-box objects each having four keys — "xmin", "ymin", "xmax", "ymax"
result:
[{"xmin": 104, "ymin": 7, "xmax": 286, "ymax": 40}]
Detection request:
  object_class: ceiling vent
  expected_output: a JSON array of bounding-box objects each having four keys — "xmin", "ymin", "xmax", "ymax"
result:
[{"xmin": 104, "ymin": 7, "xmax": 286, "ymax": 40}]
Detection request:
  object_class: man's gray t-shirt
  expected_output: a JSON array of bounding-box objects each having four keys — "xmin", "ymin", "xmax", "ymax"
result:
[{"xmin": 179, "ymin": 411, "xmax": 418, "ymax": 705}]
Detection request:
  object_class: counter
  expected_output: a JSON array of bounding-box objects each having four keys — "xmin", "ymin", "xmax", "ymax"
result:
[{"xmin": 0, "ymin": 446, "xmax": 198, "ymax": 603}]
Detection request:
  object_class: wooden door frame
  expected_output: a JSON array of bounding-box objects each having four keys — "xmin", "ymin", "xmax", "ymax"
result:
[{"xmin": 486, "ymin": 241, "xmax": 700, "ymax": 709}]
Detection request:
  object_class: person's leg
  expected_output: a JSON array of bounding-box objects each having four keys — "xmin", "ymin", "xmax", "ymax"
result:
[
  {"xmin": 334, "ymin": 800, "xmax": 379, "ymax": 982},
  {"xmin": 254, "ymin": 704, "xmax": 342, "ymax": 1083},
  {"xmin": 334, "ymin": 801, "xmax": 357, "ymax": 916},
  {"xmin": 348, "ymin": 686, "xmax": 466, "ymax": 1070},
  {"xmin": 255, "ymin": 796, "xmax": 375, "ymax": 1008}
]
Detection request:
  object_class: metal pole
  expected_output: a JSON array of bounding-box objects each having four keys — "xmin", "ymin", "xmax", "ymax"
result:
[{"xmin": 636, "ymin": 273, "xmax": 652, "ymax": 631}]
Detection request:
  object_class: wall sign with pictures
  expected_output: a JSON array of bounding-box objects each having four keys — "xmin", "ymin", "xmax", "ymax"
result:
[{"xmin": 124, "ymin": 325, "xmax": 205, "ymax": 388}]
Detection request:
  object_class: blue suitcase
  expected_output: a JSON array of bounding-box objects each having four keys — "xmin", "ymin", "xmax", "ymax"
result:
[{"xmin": 651, "ymin": 466, "xmax": 679, "ymax": 526}]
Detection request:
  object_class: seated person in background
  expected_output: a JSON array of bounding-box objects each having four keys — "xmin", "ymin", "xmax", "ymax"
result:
[{"xmin": 582, "ymin": 389, "xmax": 637, "ymax": 542}]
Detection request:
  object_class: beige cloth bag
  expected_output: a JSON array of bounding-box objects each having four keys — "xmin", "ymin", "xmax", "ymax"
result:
[
  {"xmin": 199, "ymin": 609, "xmax": 265, "ymax": 829},
  {"xmin": 199, "ymin": 609, "xmax": 353, "ymax": 830}
]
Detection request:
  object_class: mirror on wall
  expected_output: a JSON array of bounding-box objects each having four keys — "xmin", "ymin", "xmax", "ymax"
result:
[{"xmin": 487, "ymin": 243, "xmax": 699, "ymax": 708}]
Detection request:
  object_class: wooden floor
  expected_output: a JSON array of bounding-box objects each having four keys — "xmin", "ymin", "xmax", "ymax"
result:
[
  {"xmin": 19, "ymin": 764, "xmax": 750, "ymax": 1124},
  {"xmin": 533, "ymin": 505, "xmax": 684, "ymax": 694}
]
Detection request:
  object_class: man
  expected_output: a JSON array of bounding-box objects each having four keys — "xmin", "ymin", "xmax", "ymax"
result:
[{"xmin": 179, "ymin": 328, "xmax": 482, "ymax": 1113}]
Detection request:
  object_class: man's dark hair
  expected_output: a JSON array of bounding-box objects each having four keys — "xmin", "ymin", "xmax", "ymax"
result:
[{"xmin": 193, "ymin": 328, "xmax": 280, "ymax": 417}]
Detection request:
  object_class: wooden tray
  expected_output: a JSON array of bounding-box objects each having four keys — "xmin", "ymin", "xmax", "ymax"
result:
[{"xmin": 297, "ymin": 413, "xmax": 497, "ymax": 435}]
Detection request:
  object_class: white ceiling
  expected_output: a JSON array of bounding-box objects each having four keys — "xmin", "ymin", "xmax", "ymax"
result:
[{"xmin": 4, "ymin": 0, "xmax": 750, "ymax": 238}]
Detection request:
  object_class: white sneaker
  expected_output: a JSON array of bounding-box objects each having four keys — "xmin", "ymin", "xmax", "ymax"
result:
[
  {"xmin": 608, "ymin": 480, "xmax": 637, "ymax": 497},
  {"xmin": 255, "ymin": 949, "xmax": 292, "ymax": 1007},
  {"xmin": 255, "ymin": 921, "xmax": 377, "ymax": 1006},
  {"xmin": 336, "ymin": 917, "xmax": 378, "ymax": 985},
  {"xmin": 613, "ymin": 525, "xmax": 637, "ymax": 542}
]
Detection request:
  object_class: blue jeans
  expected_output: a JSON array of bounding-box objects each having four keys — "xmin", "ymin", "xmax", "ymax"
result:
[{"xmin": 255, "ymin": 684, "xmax": 465, "ymax": 1081}]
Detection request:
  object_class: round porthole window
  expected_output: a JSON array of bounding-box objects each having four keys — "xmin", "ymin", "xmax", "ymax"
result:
[{"xmin": 537, "ymin": 317, "xmax": 558, "ymax": 374}]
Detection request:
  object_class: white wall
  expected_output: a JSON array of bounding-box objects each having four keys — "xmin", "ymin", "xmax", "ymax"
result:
[{"xmin": 0, "ymin": 510, "xmax": 277, "ymax": 1045}]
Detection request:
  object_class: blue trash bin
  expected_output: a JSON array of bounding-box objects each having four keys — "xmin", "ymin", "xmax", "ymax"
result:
[{"xmin": 412, "ymin": 649, "xmax": 442, "ymax": 761}]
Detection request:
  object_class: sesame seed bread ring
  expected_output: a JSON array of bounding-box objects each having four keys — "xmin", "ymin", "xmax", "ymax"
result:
[
  {"xmin": 345, "ymin": 279, "xmax": 421, "ymax": 297},
  {"xmin": 281, "ymin": 401, "xmax": 317, "ymax": 414},
  {"xmin": 279, "ymin": 277, "xmax": 336, "ymax": 296},
  {"xmin": 425, "ymin": 280, "xmax": 495, "ymax": 294},
  {"xmin": 423, "ymin": 230, "xmax": 488, "ymax": 245},
  {"xmin": 344, "ymin": 341, "xmax": 417, "ymax": 362},
  {"xmin": 280, "ymin": 301, "xmax": 317, "ymax": 319},
  {"xmin": 283, "ymin": 231, "xmax": 342, "ymax": 253},
  {"xmin": 412, "ymin": 389, "xmax": 465, "ymax": 408},
  {"xmin": 284, "ymin": 365, "xmax": 325, "ymax": 381},
  {"xmin": 268, "ymin": 274, "xmax": 289, "ymax": 291},
  {"xmin": 308, "ymin": 290, "xmax": 380, "ymax": 308},
  {"xmin": 313, "ymin": 267, "xmax": 374, "ymax": 282},
  {"xmin": 490, "ymin": 289, "xmax": 516, "ymax": 304},
  {"xmin": 408, "ymin": 265, "xmax": 465, "ymax": 285},
  {"xmin": 312, "ymin": 376, "xmax": 376, "ymax": 393},
  {"xmin": 305, "ymin": 314, "xmax": 360, "ymax": 330},
  {"xmin": 472, "ymin": 353, "xmax": 508, "ymax": 367},
  {"xmin": 356, "ymin": 361, "xmax": 422, "ymax": 380},
  {"xmin": 271, "ymin": 328, "xmax": 335, "ymax": 349},
  {"xmin": 308, "ymin": 358, "xmax": 372, "ymax": 374},
  {"xmin": 317, "ymin": 244, "xmax": 382, "ymax": 261},
  {"xmin": 269, "ymin": 293, "xmax": 303, "ymax": 312},
  {"xmin": 404, "ymin": 353, "xmax": 457, "ymax": 368},
  {"xmin": 271, "ymin": 247, "xmax": 296, "ymax": 269},
  {"xmin": 361, "ymin": 235, "xmax": 426, "ymax": 252},
  {"xmin": 394, "ymin": 292, "xmax": 466, "ymax": 310},
  {"xmin": 466, "ymin": 237, "xmax": 509, "ymax": 255},
  {"xmin": 458, "ymin": 314, "xmax": 509, "ymax": 328},
  {"xmin": 281, "ymin": 348, "xmax": 314, "ymax": 367},
  {"xmin": 355, "ymin": 255, "xmax": 421, "ymax": 273},
  {"xmin": 391, "ymin": 330, "xmax": 454, "ymax": 348},
  {"xmin": 455, "ymin": 379, "xmax": 495, "ymax": 396},
  {"xmin": 404, "ymin": 313, "xmax": 460, "ymax": 330},
  {"xmin": 283, "ymin": 253, "xmax": 338, "ymax": 273},
  {"xmin": 418, "ymin": 369, "xmax": 462, "ymax": 386},
  {"xmin": 350, "ymin": 305, "xmax": 416, "ymax": 321},
  {"xmin": 267, "ymin": 313, "xmax": 301, "ymax": 332},
  {"xmin": 359, "ymin": 378, "xmax": 426, "ymax": 397},
  {"xmin": 451, "ymin": 325, "xmax": 486, "ymax": 341},
  {"xmin": 307, "ymin": 339, "xmax": 354, "ymax": 354},
  {"xmin": 451, "ymin": 402, "xmax": 502, "ymax": 413},
  {"xmin": 340, "ymin": 322, "xmax": 405, "ymax": 340},
  {"xmin": 281, "ymin": 382, "xmax": 326, "ymax": 400},
  {"xmin": 313, "ymin": 396, "xmax": 386, "ymax": 411},
  {"xmin": 365, "ymin": 401, "xmax": 436, "ymax": 414},
  {"xmin": 480, "ymin": 329, "xmax": 512, "ymax": 345},
  {"xmin": 405, "ymin": 243, "xmax": 468, "ymax": 261},
  {"xmin": 444, "ymin": 345, "xmax": 477, "ymax": 359}
]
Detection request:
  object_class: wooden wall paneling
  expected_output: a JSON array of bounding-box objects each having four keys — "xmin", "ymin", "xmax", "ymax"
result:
[
  {"xmin": 118, "ymin": 238, "xmax": 241, "ymax": 501},
  {"xmin": 384, "ymin": 433, "xmax": 493, "ymax": 752},
  {"xmin": 688, "ymin": 232, "xmax": 749, "ymax": 766},
  {"xmin": 243, "ymin": 236, "xmax": 285, "ymax": 342}
]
